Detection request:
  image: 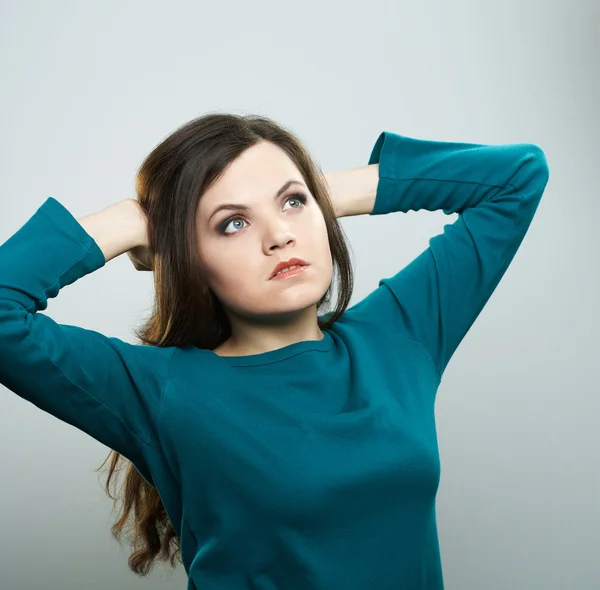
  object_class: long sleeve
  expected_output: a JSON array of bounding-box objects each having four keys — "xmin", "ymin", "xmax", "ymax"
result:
[
  {"xmin": 0, "ymin": 197, "xmax": 177, "ymax": 468},
  {"xmin": 351, "ymin": 131, "xmax": 550, "ymax": 379}
]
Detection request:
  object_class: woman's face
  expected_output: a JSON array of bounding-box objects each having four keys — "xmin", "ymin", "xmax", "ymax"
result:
[{"xmin": 195, "ymin": 140, "xmax": 333, "ymax": 321}]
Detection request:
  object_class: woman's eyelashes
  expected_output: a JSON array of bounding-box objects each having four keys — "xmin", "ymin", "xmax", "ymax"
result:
[{"xmin": 217, "ymin": 192, "xmax": 308, "ymax": 236}]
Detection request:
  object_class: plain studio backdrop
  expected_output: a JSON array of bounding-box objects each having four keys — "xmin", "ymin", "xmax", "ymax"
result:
[{"xmin": 0, "ymin": 1, "xmax": 598, "ymax": 589}]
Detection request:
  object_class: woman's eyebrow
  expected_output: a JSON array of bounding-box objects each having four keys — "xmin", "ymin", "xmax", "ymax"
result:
[{"xmin": 207, "ymin": 180, "xmax": 306, "ymax": 223}]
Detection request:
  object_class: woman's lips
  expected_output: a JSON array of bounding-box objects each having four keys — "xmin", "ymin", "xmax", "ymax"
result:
[{"xmin": 269, "ymin": 265, "xmax": 309, "ymax": 280}]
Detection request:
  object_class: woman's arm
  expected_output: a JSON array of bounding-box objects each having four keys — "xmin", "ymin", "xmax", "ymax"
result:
[
  {"xmin": 332, "ymin": 130, "xmax": 550, "ymax": 380},
  {"xmin": 0, "ymin": 197, "xmax": 176, "ymax": 477}
]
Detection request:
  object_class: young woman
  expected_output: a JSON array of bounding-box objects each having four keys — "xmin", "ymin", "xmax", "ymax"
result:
[{"xmin": 0, "ymin": 113, "xmax": 549, "ymax": 589}]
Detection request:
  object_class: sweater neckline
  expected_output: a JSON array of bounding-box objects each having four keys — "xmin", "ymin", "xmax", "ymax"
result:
[{"xmin": 209, "ymin": 330, "xmax": 334, "ymax": 367}]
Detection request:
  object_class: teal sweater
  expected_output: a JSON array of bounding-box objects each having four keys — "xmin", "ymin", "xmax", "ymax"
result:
[{"xmin": 0, "ymin": 131, "xmax": 549, "ymax": 589}]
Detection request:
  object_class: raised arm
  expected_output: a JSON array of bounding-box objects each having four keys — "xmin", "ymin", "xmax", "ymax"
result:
[
  {"xmin": 0, "ymin": 197, "xmax": 176, "ymax": 481},
  {"xmin": 344, "ymin": 130, "xmax": 550, "ymax": 380}
]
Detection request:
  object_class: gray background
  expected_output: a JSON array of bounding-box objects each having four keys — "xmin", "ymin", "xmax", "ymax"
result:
[{"xmin": 0, "ymin": 1, "xmax": 598, "ymax": 589}]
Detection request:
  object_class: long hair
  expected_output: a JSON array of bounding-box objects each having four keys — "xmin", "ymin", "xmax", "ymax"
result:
[{"xmin": 95, "ymin": 112, "xmax": 355, "ymax": 575}]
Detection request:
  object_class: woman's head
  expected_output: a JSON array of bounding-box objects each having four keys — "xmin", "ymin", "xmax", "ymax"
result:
[
  {"xmin": 195, "ymin": 139, "xmax": 333, "ymax": 347},
  {"xmin": 100, "ymin": 112, "xmax": 355, "ymax": 575},
  {"xmin": 134, "ymin": 111, "xmax": 354, "ymax": 351}
]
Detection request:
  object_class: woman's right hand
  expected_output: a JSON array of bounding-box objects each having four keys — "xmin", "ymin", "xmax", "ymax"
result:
[
  {"xmin": 127, "ymin": 242, "xmax": 153, "ymax": 272},
  {"xmin": 126, "ymin": 201, "xmax": 153, "ymax": 271}
]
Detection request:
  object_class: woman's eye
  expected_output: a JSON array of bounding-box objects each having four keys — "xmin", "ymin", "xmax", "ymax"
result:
[
  {"xmin": 219, "ymin": 192, "xmax": 307, "ymax": 236},
  {"xmin": 283, "ymin": 194, "xmax": 306, "ymax": 210},
  {"xmin": 225, "ymin": 218, "xmax": 246, "ymax": 233}
]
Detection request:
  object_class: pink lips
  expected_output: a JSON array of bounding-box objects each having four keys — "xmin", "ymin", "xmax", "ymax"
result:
[
  {"xmin": 269, "ymin": 257, "xmax": 309, "ymax": 280},
  {"xmin": 270, "ymin": 265, "xmax": 309, "ymax": 281}
]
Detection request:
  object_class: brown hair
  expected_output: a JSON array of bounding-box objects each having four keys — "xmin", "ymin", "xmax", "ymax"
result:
[{"xmin": 95, "ymin": 112, "xmax": 355, "ymax": 575}]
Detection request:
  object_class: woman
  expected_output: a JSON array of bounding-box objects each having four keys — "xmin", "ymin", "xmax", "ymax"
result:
[{"xmin": 0, "ymin": 112, "xmax": 550, "ymax": 589}]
